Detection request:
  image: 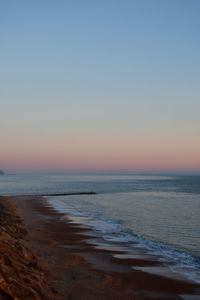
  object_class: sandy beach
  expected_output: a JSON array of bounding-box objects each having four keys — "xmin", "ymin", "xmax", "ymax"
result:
[
  {"xmin": 2, "ymin": 0, "xmax": 200, "ymax": 298},
  {"xmin": 0, "ymin": 196, "xmax": 200, "ymax": 300}
]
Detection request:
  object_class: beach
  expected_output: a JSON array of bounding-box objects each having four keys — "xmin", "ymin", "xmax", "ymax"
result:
[
  {"xmin": 1, "ymin": 0, "xmax": 200, "ymax": 298},
  {"xmin": 0, "ymin": 196, "xmax": 199, "ymax": 300}
]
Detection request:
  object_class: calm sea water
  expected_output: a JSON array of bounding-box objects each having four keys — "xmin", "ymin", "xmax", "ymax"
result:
[{"xmin": 0, "ymin": 173, "xmax": 200, "ymax": 282}]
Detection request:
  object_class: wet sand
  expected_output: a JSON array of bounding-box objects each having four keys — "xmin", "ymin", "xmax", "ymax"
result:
[{"xmin": 0, "ymin": 196, "xmax": 200, "ymax": 299}]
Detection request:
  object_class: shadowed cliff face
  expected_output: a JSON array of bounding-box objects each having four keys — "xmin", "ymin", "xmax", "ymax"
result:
[
  {"xmin": 0, "ymin": 197, "xmax": 59, "ymax": 300},
  {"xmin": 0, "ymin": 170, "xmax": 4, "ymax": 175}
]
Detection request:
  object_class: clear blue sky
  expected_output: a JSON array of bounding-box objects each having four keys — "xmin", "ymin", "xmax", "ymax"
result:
[{"xmin": 1, "ymin": 1, "xmax": 200, "ymax": 171}]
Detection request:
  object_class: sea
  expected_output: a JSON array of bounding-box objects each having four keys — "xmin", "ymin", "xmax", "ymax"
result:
[{"xmin": 0, "ymin": 173, "xmax": 200, "ymax": 283}]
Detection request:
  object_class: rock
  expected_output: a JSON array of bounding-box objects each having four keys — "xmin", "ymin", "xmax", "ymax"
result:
[
  {"xmin": 0, "ymin": 197, "xmax": 58, "ymax": 300},
  {"xmin": 0, "ymin": 170, "xmax": 4, "ymax": 175}
]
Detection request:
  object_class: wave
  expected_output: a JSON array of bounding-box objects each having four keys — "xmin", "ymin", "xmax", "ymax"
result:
[{"xmin": 48, "ymin": 197, "xmax": 200, "ymax": 284}]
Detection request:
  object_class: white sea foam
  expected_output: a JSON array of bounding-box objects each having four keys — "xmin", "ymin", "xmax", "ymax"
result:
[
  {"xmin": 1, "ymin": 173, "xmax": 200, "ymax": 283},
  {"xmin": 48, "ymin": 196, "xmax": 200, "ymax": 284}
]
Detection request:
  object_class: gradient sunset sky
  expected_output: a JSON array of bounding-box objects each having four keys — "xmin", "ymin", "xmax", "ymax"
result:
[{"xmin": 1, "ymin": 1, "xmax": 200, "ymax": 172}]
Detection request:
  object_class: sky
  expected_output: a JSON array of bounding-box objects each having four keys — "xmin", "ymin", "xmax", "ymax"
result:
[{"xmin": 0, "ymin": 0, "xmax": 200, "ymax": 172}]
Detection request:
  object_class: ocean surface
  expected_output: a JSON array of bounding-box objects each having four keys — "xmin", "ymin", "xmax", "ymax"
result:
[{"xmin": 0, "ymin": 173, "xmax": 200, "ymax": 283}]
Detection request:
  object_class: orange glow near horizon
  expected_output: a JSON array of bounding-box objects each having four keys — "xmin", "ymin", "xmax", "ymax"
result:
[
  {"xmin": 1, "ymin": 1, "xmax": 200, "ymax": 174},
  {"xmin": 1, "ymin": 132, "xmax": 200, "ymax": 172}
]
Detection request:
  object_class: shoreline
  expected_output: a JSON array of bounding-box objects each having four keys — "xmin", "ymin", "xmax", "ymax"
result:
[{"xmin": 0, "ymin": 196, "xmax": 200, "ymax": 299}]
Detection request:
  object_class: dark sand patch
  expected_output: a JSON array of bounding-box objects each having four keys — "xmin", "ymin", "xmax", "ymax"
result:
[{"xmin": 1, "ymin": 196, "xmax": 200, "ymax": 299}]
